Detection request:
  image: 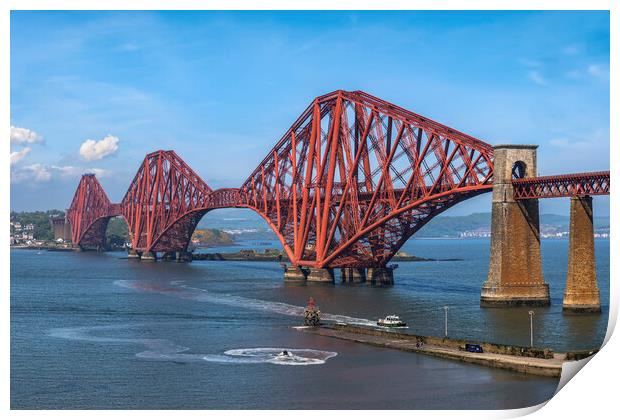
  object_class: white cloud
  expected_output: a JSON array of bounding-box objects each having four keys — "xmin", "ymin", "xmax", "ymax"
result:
[
  {"xmin": 587, "ymin": 64, "xmax": 609, "ymax": 80},
  {"xmin": 79, "ymin": 135, "xmax": 119, "ymax": 161},
  {"xmin": 10, "ymin": 148, "xmax": 31, "ymax": 165},
  {"xmin": 11, "ymin": 163, "xmax": 108, "ymax": 184},
  {"xmin": 10, "ymin": 126, "xmax": 43, "ymax": 145},
  {"xmin": 527, "ymin": 70, "xmax": 547, "ymax": 86},
  {"xmin": 50, "ymin": 165, "xmax": 108, "ymax": 178}
]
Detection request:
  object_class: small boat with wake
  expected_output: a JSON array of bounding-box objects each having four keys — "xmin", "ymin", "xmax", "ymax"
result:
[
  {"xmin": 276, "ymin": 350, "xmax": 293, "ymax": 359},
  {"xmin": 377, "ymin": 315, "xmax": 407, "ymax": 327}
]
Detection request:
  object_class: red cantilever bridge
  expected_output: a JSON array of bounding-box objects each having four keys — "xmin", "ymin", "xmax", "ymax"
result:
[{"xmin": 67, "ymin": 90, "xmax": 610, "ymax": 269}]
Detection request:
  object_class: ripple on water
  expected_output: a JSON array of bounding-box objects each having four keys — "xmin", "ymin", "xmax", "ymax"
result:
[{"xmin": 48, "ymin": 324, "xmax": 337, "ymax": 366}]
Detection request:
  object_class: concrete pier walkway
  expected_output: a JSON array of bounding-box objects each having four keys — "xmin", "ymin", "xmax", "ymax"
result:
[{"xmin": 298, "ymin": 324, "xmax": 583, "ymax": 377}]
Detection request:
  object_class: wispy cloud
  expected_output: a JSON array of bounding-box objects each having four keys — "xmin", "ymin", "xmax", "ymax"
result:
[
  {"xmin": 549, "ymin": 128, "xmax": 608, "ymax": 150},
  {"xmin": 519, "ymin": 58, "xmax": 542, "ymax": 68},
  {"xmin": 10, "ymin": 147, "xmax": 31, "ymax": 165},
  {"xmin": 11, "ymin": 163, "xmax": 52, "ymax": 183},
  {"xmin": 549, "ymin": 137, "xmax": 589, "ymax": 149},
  {"xmin": 51, "ymin": 165, "xmax": 108, "ymax": 178},
  {"xmin": 118, "ymin": 42, "xmax": 141, "ymax": 52},
  {"xmin": 11, "ymin": 163, "xmax": 108, "ymax": 184},
  {"xmin": 527, "ymin": 70, "xmax": 547, "ymax": 86},
  {"xmin": 562, "ymin": 44, "xmax": 580, "ymax": 55},
  {"xmin": 565, "ymin": 69, "xmax": 582, "ymax": 79},
  {"xmin": 587, "ymin": 64, "xmax": 609, "ymax": 81}
]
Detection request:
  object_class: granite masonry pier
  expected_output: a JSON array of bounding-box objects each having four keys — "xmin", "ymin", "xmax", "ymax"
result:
[
  {"xmin": 563, "ymin": 196, "xmax": 601, "ymax": 312},
  {"xmin": 281, "ymin": 265, "xmax": 396, "ymax": 286},
  {"xmin": 481, "ymin": 145, "xmax": 550, "ymax": 307}
]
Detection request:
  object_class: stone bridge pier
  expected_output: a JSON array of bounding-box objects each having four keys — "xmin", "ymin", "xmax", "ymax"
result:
[
  {"xmin": 481, "ymin": 145, "xmax": 550, "ymax": 307},
  {"xmin": 563, "ymin": 196, "xmax": 601, "ymax": 312}
]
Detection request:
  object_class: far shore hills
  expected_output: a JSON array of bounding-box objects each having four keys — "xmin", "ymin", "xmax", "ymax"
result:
[{"xmin": 10, "ymin": 210, "xmax": 610, "ymax": 253}]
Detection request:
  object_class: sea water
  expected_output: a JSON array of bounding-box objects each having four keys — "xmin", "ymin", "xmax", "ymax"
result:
[{"xmin": 10, "ymin": 238, "xmax": 609, "ymax": 409}]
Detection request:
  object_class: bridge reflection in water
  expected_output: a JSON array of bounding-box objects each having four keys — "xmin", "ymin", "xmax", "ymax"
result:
[{"xmin": 64, "ymin": 90, "xmax": 609, "ymax": 312}]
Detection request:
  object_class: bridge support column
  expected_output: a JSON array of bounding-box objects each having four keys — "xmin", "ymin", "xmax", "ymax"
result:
[
  {"xmin": 283, "ymin": 265, "xmax": 307, "ymax": 282},
  {"xmin": 306, "ymin": 267, "xmax": 334, "ymax": 283},
  {"xmin": 481, "ymin": 145, "xmax": 550, "ymax": 307},
  {"xmin": 127, "ymin": 249, "xmax": 141, "ymax": 259},
  {"xmin": 141, "ymin": 251, "xmax": 157, "ymax": 261},
  {"xmin": 176, "ymin": 251, "xmax": 193, "ymax": 263},
  {"xmin": 341, "ymin": 268, "xmax": 366, "ymax": 283},
  {"xmin": 367, "ymin": 267, "xmax": 394, "ymax": 286},
  {"xmin": 563, "ymin": 196, "xmax": 601, "ymax": 313},
  {"xmin": 161, "ymin": 251, "xmax": 177, "ymax": 261}
]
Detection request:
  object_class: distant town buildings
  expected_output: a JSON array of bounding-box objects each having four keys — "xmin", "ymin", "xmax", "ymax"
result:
[
  {"xmin": 458, "ymin": 225, "xmax": 609, "ymax": 239},
  {"xmin": 10, "ymin": 221, "xmax": 35, "ymax": 245},
  {"xmin": 10, "ymin": 212, "xmax": 72, "ymax": 247},
  {"xmin": 459, "ymin": 227, "xmax": 491, "ymax": 238}
]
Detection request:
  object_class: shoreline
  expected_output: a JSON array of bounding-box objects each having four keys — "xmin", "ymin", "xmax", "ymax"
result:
[{"xmin": 11, "ymin": 246, "xmax": 460, "ymax": 262}]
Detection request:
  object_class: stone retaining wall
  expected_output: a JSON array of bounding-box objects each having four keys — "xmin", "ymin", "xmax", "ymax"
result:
[{"xmin": 329, "ymin": 323, "xmax": 555, "ymax": 359}]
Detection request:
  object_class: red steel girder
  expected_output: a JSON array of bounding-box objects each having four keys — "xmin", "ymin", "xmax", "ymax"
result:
[
  {"xmin": 512, "ymin": 171, "xmax": 610, "ymax": 199},
  {"xmin": 67, "ymin": 174, "xmax": 120, "ymax": 249},
  {"xmin": 119, "ymin": 150, "xmax": 215, "ymax": 253},
  {"xmin": 237, "ymin": 90, "xmax": 495, "ymax": 268},
  {"xmin": 65, "ymin": 90, "xmax": 609, "ymax": 266}
]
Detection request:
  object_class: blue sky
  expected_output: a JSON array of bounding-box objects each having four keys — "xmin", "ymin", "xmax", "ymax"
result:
[{"xmin": 10, "ymin": 11, "xmax": 610, "ymax": 215}]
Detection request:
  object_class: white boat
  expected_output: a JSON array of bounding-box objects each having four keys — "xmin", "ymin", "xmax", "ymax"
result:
[{"xmin": 377, "ymin": 315, "xmax": 407, "ymax": 327}]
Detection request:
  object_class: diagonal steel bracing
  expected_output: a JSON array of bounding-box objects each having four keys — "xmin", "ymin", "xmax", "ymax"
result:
[{"xmin": 66, "ymin": 90, "xmax": 609, "ymax": 267}]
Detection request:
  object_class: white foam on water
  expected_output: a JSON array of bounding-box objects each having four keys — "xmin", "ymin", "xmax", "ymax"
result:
[
  {"xmin": 49, "ymin": 324, "xmax": 189, "ymax": 353},
  {"xmin": 114, "ymin": 279, "xmax": 376, "ymax": 327},
  {"xmin": 48, "ymin": 324, "xmax": 337, "ymax": 366},
  {"xmin": 223, "ymin": 348, "xmax": 337, "ymax": 366},
  {"xmin": 49, "ymin": 279, "xmax": 377, "ymax": 366}
]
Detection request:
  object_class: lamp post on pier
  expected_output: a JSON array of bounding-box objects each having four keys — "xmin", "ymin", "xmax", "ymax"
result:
[
  {"xmin": 443, "ymin": 306, "xmax": 449, "ymax": 338},
  {"xmin": 528, "ymin": 310, "xmax": 535, "ymax": 348}
]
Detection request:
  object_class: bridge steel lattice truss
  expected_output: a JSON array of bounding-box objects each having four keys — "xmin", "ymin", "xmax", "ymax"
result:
[{"xmin": 67, "ymin": 90, "xmax": 610, "ymax": 268}]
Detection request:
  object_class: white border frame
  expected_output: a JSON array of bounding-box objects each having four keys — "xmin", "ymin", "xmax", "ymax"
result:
[{"xmin": 2, "ymin": 2, "xmax": 616, "ymax": 419}]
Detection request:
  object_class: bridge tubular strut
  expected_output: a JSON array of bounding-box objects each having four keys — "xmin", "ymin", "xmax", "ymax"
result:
[{"xmin": 64, "ymin": 91, "xmax": 608, "ymax": 306}]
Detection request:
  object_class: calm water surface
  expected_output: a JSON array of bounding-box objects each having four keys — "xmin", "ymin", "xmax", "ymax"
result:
[{"xmin": 10, "ymin": 238, "xmax": 609, "ymax": 409}]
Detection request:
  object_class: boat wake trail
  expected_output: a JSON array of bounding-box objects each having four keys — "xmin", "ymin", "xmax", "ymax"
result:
[
  {"xmin": 114, "ymin": 279, "xmax": 376, "ymax": 327},
  {"xmin": 48, "ymin": 325, "xmax": 336, "ymax": 366}
]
